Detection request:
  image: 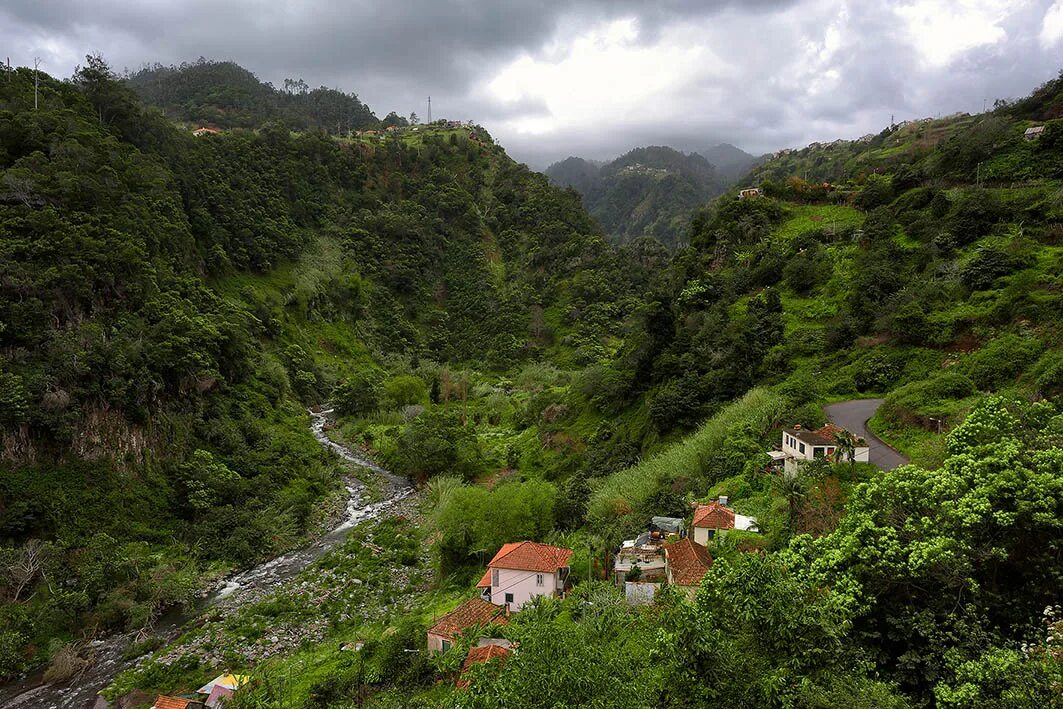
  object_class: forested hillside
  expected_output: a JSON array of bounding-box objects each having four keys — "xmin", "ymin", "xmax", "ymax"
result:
[
  {"xmin": 191, "ymin": 71, "xmax": 1060, "ymax": 707},
  {"xmin": 545, "ymin": 145, "xmax": 728, "ymax": 248},
  {"xmin": 0, "ymin": 57, "xmax": 643, "ymax": 680},
  {"xmin": 1, "ymin": 55, "xmax": 1061, "ymax": 709},
  {"xmin": 125, "ymin": 59, "xmax": 385, "ymax": 133}
]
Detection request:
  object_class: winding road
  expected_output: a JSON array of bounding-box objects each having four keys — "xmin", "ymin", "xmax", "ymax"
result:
[
  {"xmin": 0, "ymin": 409, "xmax": 410, "ymax": 709},
  {"xmin": 823, "ymin": 398, "xmax": 909, "ymax": 471}
]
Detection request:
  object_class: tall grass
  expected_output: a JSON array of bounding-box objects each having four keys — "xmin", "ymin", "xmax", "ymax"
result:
[{"xmin": 587, "ymin": 388, "xmax": 788, "ymax": 527}]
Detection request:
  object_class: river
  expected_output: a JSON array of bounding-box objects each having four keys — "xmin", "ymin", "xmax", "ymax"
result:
[{"xmin": 0, "ymin": 410, "xmax": 411, "ymax": 708}]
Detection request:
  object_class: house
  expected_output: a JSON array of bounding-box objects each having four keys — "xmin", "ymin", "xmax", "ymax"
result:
[
  {"xmin": 192, "ymin": 127, "xmax": 220, "ymax": 137},
  {"xmin": 664, "ymin": 538, "xmax": 713, "ymax": 599},
  {"xmin": 778, "ymin": 423, "xmax": 869, "ymax": 474},
  {"xmin": 739, "ymin": 187, "xmax": 761, "ymax": 200},
  {"xmin": 153, "ymin": 698, "xmax": 204, "ymax": 709},
  {"xmin": 456, "ymin": 643, "xmax": 512, "ymax": 688},
  {"xmin": 477, "ymin": 541, "xmax": 572, "ymax": 610},
  {"xmin": 1024, "ymin": 126, "xmax": 1046, "ymax": 140},
  {"xmin": 614, "ymin": 516, "xmax": 684, "ymax": 584},
  {"xmin": 427, "ymin": 597, "xmax": 507, "ymax": 653},
  {"xmin": 614, "ymin": 532, "xmax": 667, "ymax": 585},
  {"xmin": 194, "ymin": 674, "xmax": 249, "ymax": 708},
  {"xmin": 691, "ymin": 498, "xmax": 758, "ymax": 544}
]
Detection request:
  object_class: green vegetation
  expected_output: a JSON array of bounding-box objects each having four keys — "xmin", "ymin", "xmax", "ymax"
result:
[
  {"xmin": 1, "ymin": 55, "xmax": 1061, "ymax": 709},
  {"xmin": 125, "ymin": 59, "xmax": 379, "ymax": 133},
  {"xmin": 546, "ymin": 146, "xmax": 729, "ymax": 248}
]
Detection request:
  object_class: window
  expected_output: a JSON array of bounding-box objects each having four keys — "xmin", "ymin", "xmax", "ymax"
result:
[
  {"xmin": 536, "ymin": 573, "xmax": 544, "ymax": 586},
  {"xmin": 827, "ymin": 447, "xmax": 835, "ymax": 457},
  {"xmin": 491, "ymin": 569, "xmax": 499, "ymax": 586},
  {"xmin": 504, "ymin": 592, "xmax": 514, "ymax": 605},
  {"xmin": 799, "ymin": 442, "xmax": 806, "ymax": 454},
  {"xmin": 813, "ymin": 446, "xmax": 824, "ymax": 458},
  {"xmin": 441, "ymin": 639, "xmax": 451, "ymax": 651}
]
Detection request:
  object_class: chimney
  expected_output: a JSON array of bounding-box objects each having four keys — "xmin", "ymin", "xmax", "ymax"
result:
[
  {"xmin": 719, "ymin": 495, "xmax": 729, "ymax": 507},
  {"xmin": 793, "ymin": 424, "xmax": 801, "ymax": 430}
]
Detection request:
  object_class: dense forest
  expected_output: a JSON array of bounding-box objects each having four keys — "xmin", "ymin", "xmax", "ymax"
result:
[
  {"xmin": 124, "ymin": 59, "xmax": 386, "ymax": 134},
  {"xmin": 1, "ymin": 56, "xmax": 1061, "ymax": 708},
  {"xmin": 545, "ymin": 145, "xmax": 737, "ymax": 248}
]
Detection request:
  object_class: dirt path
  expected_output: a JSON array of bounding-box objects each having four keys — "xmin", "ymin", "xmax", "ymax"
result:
[{"xmin": 823, "ymin": 398, "xmax": 909, "ymax": 471}]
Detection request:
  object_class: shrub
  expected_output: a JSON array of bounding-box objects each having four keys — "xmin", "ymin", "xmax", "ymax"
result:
[
  {"xmin": 384, "ymin": 374, "xmax": 428, "ymax": 408},
  {"xmin": 962, "ymin": 335, "xmax": 1042, "ymax": 391},
  {"xmin": 960, "ymin": 247, "xmax": 1020, "ymax": 291},
  {"xmin": 333, "ymin": 369, "xmax": 384, "ymax": 417}
]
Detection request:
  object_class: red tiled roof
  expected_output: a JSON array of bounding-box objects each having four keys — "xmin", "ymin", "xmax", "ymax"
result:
[
  {"xmin": 692, "ymin": 502, "xmax": 735, "ymax": 530},
  {"xmin": 153, "ymin": 697, "xmax": 193, "ymax": 709},
  {"xmin": 476, "ymin": 568, "xmax": 492, "ymax": 588},
  {"xmin": 664, "ymin": 538, "xmax": 713, "ymax": 586},
  {"xmin": 486, "ymin": 541, "xmax": 573, "ymax": 573},
  {"xmin": 813, "ymin": 423, "xmax": 866, "ymax": 446},
  {"xmin": 428, "ymin": 597, "xmax": 507, "ymax": 641},
  {"xmin": 457, "ymin": 644, "xmax": 511, "ymax": 688}
]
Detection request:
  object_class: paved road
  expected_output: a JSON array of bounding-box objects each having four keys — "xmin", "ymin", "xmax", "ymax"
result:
[{"xmin": 823, "ymin": 398, "xmax": 909, "ymax": 471}]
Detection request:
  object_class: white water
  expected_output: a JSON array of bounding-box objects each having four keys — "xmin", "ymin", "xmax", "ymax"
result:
[{"xmin": 0, "ymin": 410, "xmax": 411, "ymax": 709}]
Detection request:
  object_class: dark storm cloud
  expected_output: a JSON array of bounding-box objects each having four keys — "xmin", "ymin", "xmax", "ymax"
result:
[{"xmin": 2, "ymin": 0, "xmax": 1061, "ymax": 168}]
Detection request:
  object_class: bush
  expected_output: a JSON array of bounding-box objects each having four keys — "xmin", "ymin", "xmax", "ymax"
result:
[
  {"xmin": 384, "ymin": 374, "xmax": 428, "ymax": 408},
  {"xmin": 333, "ymin": 369, "xmax": 384, "ymax": 417},
  {"xmin": 960, "ymin": 247, "xmax": 1020, "ymax": 291},
  {"xmin": 963, "ymin": 335, "xmax": 1042, "ymax": 391},
  {"xmin": 388, "ymin": 409, "xmax": 484, "ymax": 481}
]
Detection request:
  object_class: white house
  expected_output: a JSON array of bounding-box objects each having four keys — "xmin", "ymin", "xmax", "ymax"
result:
[
  {"xmin": 691, "ymin": 498, "xmax": 758, "ymax": 545},
  {"xmin": 1025, "ymin": 126, "xmax": 1046, "ymax": 140},
  {"xmin": 477, "ymin": 541, "xmax": 572, "ymax": 610},
  {"xmin": 779, "ymin": 423, "xmax": 869, "ymax": 475},
  {"xmin": 739, "ymin": 187, "xmax": 762, "ymax": 200}
]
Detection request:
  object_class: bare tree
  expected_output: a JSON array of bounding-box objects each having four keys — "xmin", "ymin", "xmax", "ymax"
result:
[{"xmin": 2, "ymin": 539, "xmax": 45, "ymax": 602}]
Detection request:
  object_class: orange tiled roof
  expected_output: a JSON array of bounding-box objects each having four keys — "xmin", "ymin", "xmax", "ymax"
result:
[
  {"xmin": 428, "ymin": 597, "xmax": 507, "ymax": 641},
  {"xmin": 692, "ymin": 502, "xmax": 735, "ymax": 530},
  {"xmin": 814, "ymin": 423, "xmax": 866, "ymax": 446},
  {"xmin": 664, "ymin": 538, "xmax": 713, "ymax": 586},
  {"xmin": 457, "ymin": 644, "xmax": 511, "ymax": 688},
  {"xmin": 153, "ymin": 697, "xmax": 193, "ymax": 709},
  {"xmin": 486, "ymin": 541, "xmax": 573, "ymax": 573}
]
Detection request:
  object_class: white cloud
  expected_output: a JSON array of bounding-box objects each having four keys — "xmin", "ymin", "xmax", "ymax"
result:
[
  {"xmin": 483, "ymin": 17, "xmax": 729, "ymax": 136},
  {"xmin": 894, "ymin": 0, "xmax": 1024, "ymax": 67},
  {"xmin": 1041, "ymin": 0, "xmax": 1063, "ymax": 47}
]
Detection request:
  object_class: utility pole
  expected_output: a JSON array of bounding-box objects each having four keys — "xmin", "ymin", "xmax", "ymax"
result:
[
  {"xmin": 427, "ymin": 95, "xmax": 432, "ymax": 124},
  {"xmin": 33, "ymin": 57, "xmax": 41, "ymax": 110}
]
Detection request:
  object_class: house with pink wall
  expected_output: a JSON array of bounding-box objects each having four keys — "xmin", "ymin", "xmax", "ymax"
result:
[
  {"xmin": 426, "ymin": 597, "xmax": 507, "ymax": 653},
  {"xmin": 477, "ymin": 541, "xmax": 573, "ymax": 610}
]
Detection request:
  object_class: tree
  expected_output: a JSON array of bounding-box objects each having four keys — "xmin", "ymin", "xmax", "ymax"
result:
[{"xmin": 388, "ymin": 409, "xmax": 484, "ymax": 482}]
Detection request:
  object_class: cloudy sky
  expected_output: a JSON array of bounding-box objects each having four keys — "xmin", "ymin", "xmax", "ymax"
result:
[{"xmin": 4, "ymin": 0, "xmax": 1063, "ymax": 168}]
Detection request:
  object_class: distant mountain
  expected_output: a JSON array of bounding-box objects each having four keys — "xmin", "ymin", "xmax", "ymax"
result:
[
  {"xmin": 699, "ymin": 142, "xmax": 760, "ymax": 183},
  {"xmin": 545, "ymin": 146, "xmax": 726, "ymax": 248},
  {"xmin": 125, "ymin": 58, "xmax": 380, "ymax": 133}
]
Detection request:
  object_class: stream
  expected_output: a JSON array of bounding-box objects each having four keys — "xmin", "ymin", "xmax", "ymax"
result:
[{"xmin": 0, "ymin": 410, "xmax": 411, "ymax": 709}]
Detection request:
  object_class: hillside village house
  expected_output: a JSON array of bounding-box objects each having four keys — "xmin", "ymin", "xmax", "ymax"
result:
[
  {"xmin": 191, "ymin": 127, "xmax": 220, "ymax": 137},
  {"xmin": 739, "ymin": 187, "xmax": 761, "ymax": 199},
  {"xmin": 775, "ymin": 423, "xmax": 869, "ymax": 475},
  {"xmin": 1024, "ymin": 125, "xmax": 1046, "ymax": 140},
  {"xmin": 663, "ymin": 538, "xmax": 713, "ymax": 599},
  {"xmin": 691, "ymin": 498, "xmax": 758, "ymax": 545},
  {"xmin": 477, "ymin": 541, "xmax": 573, "ymax": 610},
  {"xmin": 456, "ymin": 643, "xmax": 512, "ymax": 688},
  {"xmin": 427, "ymin": 597, "xmax": 507, "ymax": 653}
]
